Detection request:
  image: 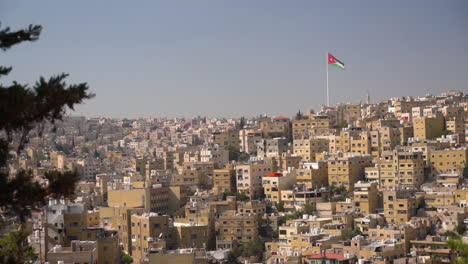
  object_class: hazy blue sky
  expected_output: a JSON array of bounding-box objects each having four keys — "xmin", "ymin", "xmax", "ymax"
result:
[{"xmin": 1, "ymin": 1, "xmax": 467, "ymax": 118}]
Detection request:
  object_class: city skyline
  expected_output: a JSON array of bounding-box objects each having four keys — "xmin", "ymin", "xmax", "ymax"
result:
[{"xmin": 1, "ymin": 0, "xmax": 467, "ymax": 118}]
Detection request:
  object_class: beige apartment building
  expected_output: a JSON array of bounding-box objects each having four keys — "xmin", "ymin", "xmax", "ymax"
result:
[
  {"xmin": 296, "ymin": 161, "xmax": 328, "ymax": 187},
  {"xmin": 239, "ymin": 129, "xmax": 262, "ymax": 155},
  {"xmin": 237, "ymin": 200, "xmax": 267, "ymax": 215},
  {"xmin": 259, "ymin": 116, "xmax": 291, "ymax": 138},
  {"xmin": 327, "ymin": 154, "xmax": 373, "ymax": 190},
  {"xmin": 337, "ymin": 103, "xmax": 362, "ymax": 125},
  {"xmin": 216, "ymin": 210, "xmax": 258, "ymax": 250},
  {"xmin": 430, "ymin": 147, "xmax": 467, "ymax": 175},
  {"xmin": 293, "ymin": 138, "xmax": 329, "ymax": 162},
  {"xmin": 257, "ymin": 137, "xmax": 289, "ymax": 158},
  {"xmin": 262, "ymin": 171, "xmax": 296, "ymax": 203},
  {"xmin": 374, "ymin": 149, "xmax": 425, "ymax": 189},
  {"xmin": 212, "ymin": 168, "xmax": 235, "ymax": 196},
  {"xmin": 107, "ymin": 186, "xmax": 169, "ymax": 214},
  {"xmin": 236, "ymin": 162, "xmax": 272, "ymax": 198},
  {"xmin": 369, "ymin": 126, "xmax": 402, "ymax": 158},
  {"xmin": 130, "ymin": 213, "xmax": 171, "ymax": 263},
  {"xmin": 213, "ymin": 129, "xmax": 240, "ymax": 147},
  {"xmin": 353, "ymin": 181, "xmax": 379, "ymax": 215},
  {"xmin": 446, "ymin": 118, "xmax": 465, "ymax": 140},
  {"xmin": 172, "ymin": 223, "xmax": 209, "ymax": 249},
  {"xmin": 383, "ymin": 189, "xmax": 419, "ymax": 225},
  {"xmin": 326, "ymin": 129, "xmax": 371, "ymax": 155},
  {"xmin": 292, "ymin": 115, "xmax": 335, "ymax": 139},
  {"xmin": 280, "ymin": 186, "xmax": 330, "ymax": 212},
  {"xmin": 200, "ymin": 146, "xmax": 229, "ymax": 169},
  {"xmin": 413, "ymin": 114, "xmax": 445, "ymax": 140},
  {"xmin": 48, "ymin": 241, "xmax": 98, "ymax": 264}
]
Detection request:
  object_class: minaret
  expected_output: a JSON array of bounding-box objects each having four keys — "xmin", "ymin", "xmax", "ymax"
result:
[{"xmin": 366, "ymin": 91, "xmax": 371, "ymax": 105}]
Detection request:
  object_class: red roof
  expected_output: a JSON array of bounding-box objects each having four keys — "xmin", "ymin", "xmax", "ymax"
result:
[
  {"xmin": 274, "ymin": 116, "xmax": 290, "ymax": 120},
  {"xmin": 266, "ymin": 173, "xmax": 282, "ymax": 177},
  {"xmin": 306, "ymin": 253, "xmax": 350, "ymax": 261}
]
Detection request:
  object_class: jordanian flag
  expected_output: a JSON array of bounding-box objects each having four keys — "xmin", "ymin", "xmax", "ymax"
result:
[{"xmin": 328, "ymin": 52, "xmax": 345, "ymax": 70}]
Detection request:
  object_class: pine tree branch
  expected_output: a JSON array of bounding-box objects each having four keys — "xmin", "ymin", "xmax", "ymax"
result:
[{"xmin": 0, "ymin": 23, "xmax": 42, "ymax": 51}]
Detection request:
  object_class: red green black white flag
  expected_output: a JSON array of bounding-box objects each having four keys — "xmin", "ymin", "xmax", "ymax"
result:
[{"xmin": 328, "ymin": 52, "xmax": 345, "ymax": 70}]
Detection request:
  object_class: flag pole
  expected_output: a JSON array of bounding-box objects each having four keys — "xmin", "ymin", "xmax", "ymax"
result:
[{"xmin": 326, "ymin": 51, "xmax": 329, "ymax": 106}]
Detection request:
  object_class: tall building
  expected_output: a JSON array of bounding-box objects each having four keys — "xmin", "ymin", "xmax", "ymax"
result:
[
  {"xmin": 353, "ymin": 181, "xmax": 379, "ymax": 215},
  {"xmin": 108, "ymin": 186, "xmax": 169, "ymax": 214},
  {"xmin": 212, "ymin": 168, "xmax": 235, "ymax": 196},
  {"xmin": 212, "ymin": 129, "xmax": 240, "ymax": 147},
  {"xmin": 327, "ymin": 154, "xmax": 373, "ymax": 190},
  {"xmin": 293, "ymin": 138, "xmax": 329, "ymax": 162},
  {"xmin": 413, "ymin": 114, "xmax": 445, "ymax": 140},
  {"xmin": 376, "ymin": 149, "xmax": 425, "ymax": 189},
  {"xmin": 130, "ymin": 213, "xmax": 171, "ymax": 263},
  {"xmin": 216, "ymin": 210, "xmax": 258, "ymax": 250},
  {"xmin": 239, "ymin": 129, "xmax": 262, "ymax": 155},
  {"xmin": 257, "ymin": 137, "xmax": 289, "ymax": 158},
  {"xmin": 295, "ymin": 161, "xmax": 329, "ymax": 188},
  {"xmin": 383, "ymin": 189, "xmax": 418, "ymax": 225},
  {"xmin": 236, "ymin": 162, "xmax": 272, "ymax": 198}
]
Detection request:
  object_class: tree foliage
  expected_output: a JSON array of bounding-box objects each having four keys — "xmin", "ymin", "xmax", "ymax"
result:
[
  {"xmin": 275, "ymin": 201, "xmax": 285, "ymax": 212},
  {"xmin": 338, "ymin": 120, "xmax": 348, "ymax": 129},
  {"xmin": 328, "ymin": 184, "xmax": 349, "ymax": 202},
  {"xmin": 0, "ymin": 22, "xmax": 93, "ymax": 262},
  {"xmin": 448, "ymin": 238, "xmax": 468, "ymax": 264},
  {"xmin": 0, "ymin": 226, "xmax": 37, "ymax": 263},
  {"xmin": 302, "ymin": 200, "xmax": 316, "ymax": 215},
  {"xmin": 343, "ymin": 229, "xmax": 362, "ymax": 240},
  {"xmin": 271, "ymin": 157, "xmax": 278, "ymax": 172},
  {"xmin": 236, "ymin": 192, "xmax": 249, "ymax": 202},
  {"xmin": 241, "ymin": 238, "xmax": 264, "ymax": 259},
  {"xmin": 225, "ymin": 145, "xmax": 240, "ymax": 161},
  {"xmin": 238, "ymin": 116, "xmax": 246, "ymax": 129},
  {"xmin": 295, "ymin": 110, "xmax": 303, "ymax": 120},
  {"xmin": 121, "ymin": 253, "xmax": 133, "ymax": 264},
  {"xmin": 441, "ymin": 129, "xmax": 453, "ymax": 136},
  {"xmin": 456, "ymin": 224, "xmax": 467, "ymax": 235}
]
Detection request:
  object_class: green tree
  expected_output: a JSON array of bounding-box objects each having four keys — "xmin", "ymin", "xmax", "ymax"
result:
[
  {"xmin": 225, "ymin": 145, "xmax": 241, "ymax": 161},
  {"xmin": 121, "ymin": 253, "xmax": 133, "ymax": 264},
  {"xmin": 443, "ymin": 230, "xmax": 459, "ymax": 239},
  {"xmin": 226, "ymin": 249, "xmax": 242, "ymax": 264},
  {"xmin": 456, "ymin": 224, "xmax": 467, "ymax": 235},
  {"xmin": 272, "ymin": 230, "xmax": 279, "ymax": 239},
  {"xmin": 285, "ymin": 211, "xmax": 302, "ymax": 220},
  {"xmin": 295, "ymin": 110, "xmax": 303, "ymax": 120},
  {"xmin": 0, "ymin": 226, "xmax": 37, "ymax": 264},
  {"xmin": 275, "ymin": 201, "xmax": 285, "ymax": 212},
  {"xmin": 0, "ymin": 22, "xmax": 93, "ymax": 262},
  {"xmin": 302, "ymin": 200, "xmax": 316, "ymax": 215},
  {"xmin": 223, "ymin": 190, "xmax": 235, "ymax": 199},
  {"xmin": 236, "ymin": 192, "xmax": 249, "ymax": 201},
  {"xmin": 448, "ymin": 238, "xmax": 468, "ymax": 264},
  {"xmin": 238, "ymin": 116, "xmax": 246, "ymax": 129},
  {"xmin": 271, "ymin": 157, "xmax": 278, "ymax": 172},
  {"xmin": 343, "ymin": 229, "xmax": 362, "ymax": 240},
  {"xmin": 338, "ymin": 120, "xmax": 348, "ymax": 129},
  {"xmin": 328, "ymin": 184, "xmax": 349, "ymax": 202},
  {"xmin": 241, "ymin": 238, "xmax": 264, "ymax": 260},
  {"xmin": 257, "ymin": 215, "xmax": 267, "ymax": 237},
  {"xmin": 441, "ymin": 129, "xmax": 453, "ymax": 136}
]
